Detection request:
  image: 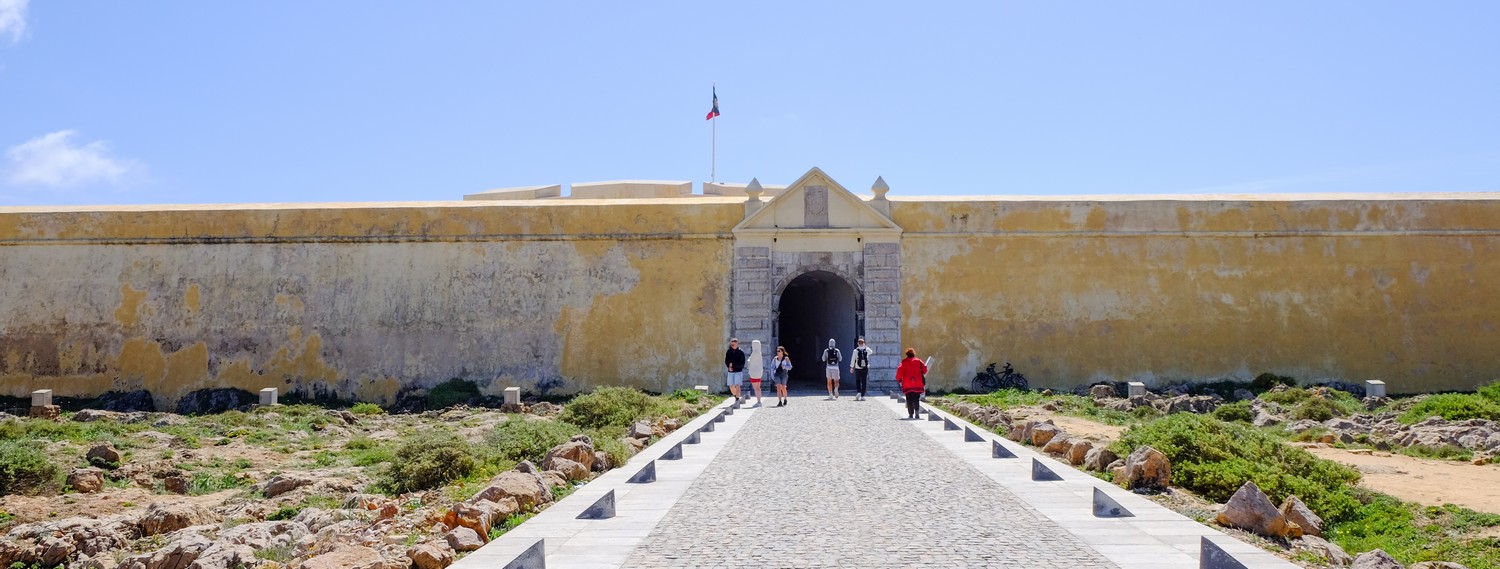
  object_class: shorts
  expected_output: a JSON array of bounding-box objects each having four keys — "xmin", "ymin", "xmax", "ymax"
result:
[
  {"xmin": 749, "ymin": 376, "xmax": 762, "ymax": 383},
  {"xmin": 726, "ymin": 371, "xmax": 745, "ymax": 387},
  {"xmin": 769, "ymin": 372, "xmax": 786, "ymax": 386},
  {"xmin": 825, "ymin": 366, "xmax": 841, "ymax": 380}
]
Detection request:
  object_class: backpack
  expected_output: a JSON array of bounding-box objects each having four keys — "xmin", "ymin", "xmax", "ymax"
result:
[
  {"xmin": 824, "ymin": 348, "xmax": 841, "ymax": 365},
  {"xmin": 856, "ymin": 347, "xmax": 869, "ymax": 368}
]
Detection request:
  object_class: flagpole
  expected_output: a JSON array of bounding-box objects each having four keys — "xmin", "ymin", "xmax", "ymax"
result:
[{"xmin": 711, "ymin": 81, "xmax": 717, "ymax": 183}]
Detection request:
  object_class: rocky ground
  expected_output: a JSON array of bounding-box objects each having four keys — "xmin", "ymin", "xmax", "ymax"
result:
[{"xmin": 0, "ymin": 398, "xmax": 707, "ymax": 569}]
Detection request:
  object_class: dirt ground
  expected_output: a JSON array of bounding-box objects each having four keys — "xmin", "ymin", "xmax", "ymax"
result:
[{"xmin": 1021, "ymin": 408, "xmax": 1500, "ymax": 515}]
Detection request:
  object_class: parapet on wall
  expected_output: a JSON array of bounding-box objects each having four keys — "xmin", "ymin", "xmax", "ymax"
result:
[
  {"xmin": 0, "ymin": 199, "xmax": 741, "ymax": 409},
  {"xmin": 895, "ymin": 194, "xmax": 1500, "ymax": 393}
]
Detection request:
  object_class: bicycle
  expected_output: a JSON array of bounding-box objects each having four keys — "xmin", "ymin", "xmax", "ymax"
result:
[{"xmin": 970, "ymin": 362, "xmax": 1028, "ymax": 393}]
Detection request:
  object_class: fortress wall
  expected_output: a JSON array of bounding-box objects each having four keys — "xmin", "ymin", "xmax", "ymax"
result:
[
  {"xmin": 0, "ymin": 200, "xmax": 740, "ymax": 408},
  {"xmin": 893, "ymin": 196, "xmax": 1500, "ymax": 394}
]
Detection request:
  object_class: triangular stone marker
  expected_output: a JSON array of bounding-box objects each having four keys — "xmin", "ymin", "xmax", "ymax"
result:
[
  {"xmin": 627, "ymin": 461, "xmax": 656, "ymax": 484},
  {"xmin": 1093, "ymin": 487, "xmax": 1134, "ymax": 517},
  {"xmin": 501, "ymin": 538, "xmax": 544, "ymax": 569},
  {"xmin": 725, "ymin": 406, "xmax": 735, "ymax": 416},
  {"xmin": 576, "ymin": 489, "xmax": 616, "ymax": 519},
  {"xmin": 1031, "ymin": 458, "xmax": 1062, "ymax": 481},
  {"xmin": 662, "ymin": 442, "xmax": 683, "ymax": 460},
  {"xmin": 928, "ymin": 411, "xmax": 943, "ymax": 422},
  {"xmin": 684, "ymin": 430, "xmax": 701, "ymax": 444},
  {"xmin": 1199, "ymin": 536, "xmax": 1250, "ymax": 569},
  {"xmin": 992, "ymin": 440, "xmax": 1017, "ymax": 458},
  {"xmin": 714, "ymin": 411, "xmax": 726, "ymax": 423},
  {"xmin": 943, "ymin": 417, "xmax": 960, "ymax": 431},
  {"xmin": 964, "ymin": 426, "xmax": 984, "ymax": 442},
  {"xmin": 701, "ymin": 420, "xmax": 716, "ymax": 432}
]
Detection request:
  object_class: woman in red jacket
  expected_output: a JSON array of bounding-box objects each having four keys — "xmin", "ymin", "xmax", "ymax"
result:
[{"xmin": 896, "ymin": 347, "xmax": 927, "ymax": 419}]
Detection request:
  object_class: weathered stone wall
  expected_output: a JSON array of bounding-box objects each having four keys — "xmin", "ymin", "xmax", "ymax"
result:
[
  {"xmin": 0, "ymin": 200, "xmax": 739, "ymax": 408},
  {"xmin": 894, "ymin": 196, "xmax": 1500, "ymax": 394}
]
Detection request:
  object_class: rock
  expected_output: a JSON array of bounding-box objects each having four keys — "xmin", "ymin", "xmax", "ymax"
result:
[
  {"xmin": 540, "ymin": 470, "xmax": 568, "ymax": 490},
  {"xmin": 28, "ymin": 405, "xmax": 61, "ymax": 420},
  {"xmin": 163, "ymin": 474, "xmax": 190, "ymax": 495},
  {"xmin": 543, "ymin": 441, "xmax": 595, "ymax": 471},
  {"xmin": 407, "ymin": 541, "xmax": 456, "ymax": 569},
  {"xmin": 592, "ymin": 450, "xmax": 611, "ymax": 471},
  {"xmin": 74, "ymin": 409, "xmax": 126, "ymax": 423},
  {"xmin": 1285, "ymin": 420, "xmax": 1323, "ymax": 433},
  {"xmin": 1252, "ymin": 410, "xmax": 1283, "ymax": 428},
  {"xmin": 98, "ymin": 390, "xmax": 157, "ymax": 412},
  {"xmin": 188, "ymin": 543, "xmax": 257, "ymax": 569},
  {"xmin": 514, "ymin": 460, "xmax": 539, "ymax": 474},
  {"xmin": 442, "ymin": 501, "xmax": 494, "ymax": 539},
  {"xmin": 1030, "ymin": 423, "xmax": 1061, "ymax": 447},
  {"xmin": 140, "ymin": 502, "xmax": 217, "ymax": 536},
  {"xmin": 528, "ymin": 402, "xmax": 562, "ymax": 415},
  {"xmin": 1122, "ymin": 446, "xmax": 1172, "ymax": 492},
  {"xmin": 661, "ymin": 418, "xmax": 682, "ymax": 432},
  {"xmin": 4, "ymin": 516, "xmax": 138, "ymax": 566},
  {"xmin": 569, "ymin": 433, "xmax": 594, "ymax": 445},
  {"xmin": 472, "ymin": 469, "xmax": 550, "ymax": 511},
  {"xmin": 68, "ymin": 468, "xmax": 106, "ymax": 493},
  {"xmin": 629, "ymin": 420, "xmax": 655, "ymax": 439},
  {"xmin": 1042, "ymin": 435, "xmax": 1074, "ymax": 455},
  {"xmin": 303, "ymin": 545, "xmax": 388, "ymax": 569},
  {"xmin": 87, "ymin": 443, "xmax": 122, "ymax": 468},
  {"xmin": 1296, "ymin": 535, "xmax": 1352, "ymax": 566},
  {"xmin": 1155, "ymin": 394, "xmax": 1221, "ymax": 414},
  {"xmin": 260, "ymin": 473, "xmax": 313, "ymax": 497},
  {"xmin": 174, "ymin": 388, "xmax": 254, "ymax": 415},
  {"xmin": 1216, "ymin": 481, "xmax": 1300, "ymax": 538},
  {"xmin": 1066, "ymin": 440, "xmax": 1094, "ymax": 465},
  {"xmin": 1233, "ymin": 389, "xmax": 1256, "ymax": 401},
  {"xmin": 1281, "ymin": 495, "xmax": 1324, "ymax": 537},
  {"xmin": 621, "ymin": 436, "xmax": 646, "ymax": 453},
  {"xmin": 1005, "ymin": 423, "xmax": 1026, "ymax": 442},
  {"xmin": 118, "ymin": 533, "xmax": 214, "ymax": 569},
  {"xmin": 547, "ymin": 457, "xmax": 589, "ymax": 481},
  {"xmin": 1082, "ymin": 447, "xmax": 1119, "ymax": 472},
  {"xmin": 445, "ymin": 527, "xmax": 484, "ymax": 552},
  {"xmin": 1089, "ymin": 384, "xmax": 1117, "ymax": 399},
  {"xmin": 220, "ymin": 520, "xmax": 309, "ymax": 550},
  {"xmin": 1410, "ymin": 563, "xmax": 1471, "ymax": 569},
  {"xmin": 1351, "ymin": 549, "xmax": 1405, "ymax": 569}
]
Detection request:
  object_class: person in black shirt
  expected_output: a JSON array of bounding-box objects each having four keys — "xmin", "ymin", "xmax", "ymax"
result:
[{"xmin": 724, "ymin": 338, "xmax": 747, "ymax": 402}]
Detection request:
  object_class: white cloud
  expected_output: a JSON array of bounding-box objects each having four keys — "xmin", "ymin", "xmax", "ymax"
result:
[
  {"xmin": 0, "ymin": 0, "xmax": 26, "ymax": 44},
  {"xmin": 6, "ymin": 130, "xmax": 143, "ymax": 188}
]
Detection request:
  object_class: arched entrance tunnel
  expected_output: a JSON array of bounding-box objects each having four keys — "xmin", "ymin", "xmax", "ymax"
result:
[{"xmin": 775, "ymin": 271, "xmax": 859, "ymax": 390}]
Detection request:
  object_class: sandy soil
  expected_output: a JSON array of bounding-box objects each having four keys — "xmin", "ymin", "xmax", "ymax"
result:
[{"xmin": 1020, "ymin": 407, "xmax": 1500, "ymax": 515}]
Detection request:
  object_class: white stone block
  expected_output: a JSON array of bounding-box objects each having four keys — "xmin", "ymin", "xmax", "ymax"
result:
[
  {"xmin": 259, "ymin": 388, "xmax": 278, "ymax": 406},
  {"xmin": 31, "ymin": 389, "xmax": 52, "ymax": 407},
  {"xmin": 1127, "ymin": 382, "xmax": 1147, "ymax": 398},
  {"xmin": 503, "ymin": 386, "xmax": 521, "ymax": 406},
  {"xmin": 1365, "ymin": 380, "xmax": 1386, "ymax": 398},
  {"xmin": 694, "ymin": 385, "xmax": 710, "ymax": 393}
]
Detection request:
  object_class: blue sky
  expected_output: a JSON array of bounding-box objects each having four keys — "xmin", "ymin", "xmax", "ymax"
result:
[{"xmin": 1, "ymin": 2, "xmax": 1497, "ymax": 206}]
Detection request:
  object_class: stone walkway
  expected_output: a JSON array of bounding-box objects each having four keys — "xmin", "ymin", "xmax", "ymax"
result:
[
  {"xmin": 454, "ymin": 393, "xmax": 1300, "ymax": 569},
  {"xmin": 622, "ymin": 395, "xmax": 1118, "ymax": 568}
]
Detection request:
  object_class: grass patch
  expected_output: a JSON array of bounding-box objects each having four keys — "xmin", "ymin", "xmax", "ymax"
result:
[
  {"xmin": 350, "ymin": 402, "xmax": 385, "ymax": 415},
  {"xmin": 1211, "ymin": 401, "xmax": 1253, "ymax": 423},
  {"xmin": 1112, "ymin": 413, "xmax": 1362, "ymax": 524},
  {"xmin": 189, "ymin": 471, "xmax": 248, "ymax": 495},
  {"xmin": 0, "ymin": 440, "xmax": 61, "ymax": 496},
  {"xmin": 1397, "ymin": 444, "xmax": 1473, "ymax": 462},
  {"xmin": 267, "ymin": 505, "xmax": 301, "ymax": 521},
  {"xmin": 1398, "ymin": 392, "xmax": 1500, "ymax": 424},
  {"xmin": 1261, "ymin": 387, "xmax": 1365, "ymax": 419},
  {"xmin": 254, "ymin": 544, "xmax": 297, "ymax": 563},
  {"xmin": 1329, "ymin": 493, "xmax": 1500, "ymax": 567},
  {"xmin": 951, "ymin": 390, "xmax": 1141, "ymax": 426}
]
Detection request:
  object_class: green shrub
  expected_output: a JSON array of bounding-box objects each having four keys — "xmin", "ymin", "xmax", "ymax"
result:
[
  {"xmin": 1397, "ymin": 393, "xmax": 1500, "ymax": 424},
  {"xmin": 350, "ymin": 402, "xmax": 385, "ymax": 415},
  {"xmin": 1398, "ymin": 444, "xmax": 1472, "ymax": 461},
  {"xmin": 560, "ymin": 387, "xmax": 656, "ymax": 430},
  {"xmin": 1291, "ymin": 397, "xmax": 1338, "ymax": 421},
  {"xmin": 1112, "ymin": 414, "xmax": 1362, "ymax": 523},
  {"xmin": 0, "ymin": 440, "xmax": 60, "ymax": 496},
  {"xmin": 1479, "ymin": 381, "xmax": 1500, "ymax": 403},
  {"xmin": 377, "ymin": 430, "xmax": 476, "ymax": 494},
  {"xmin": 189, "ymin": 472, "xmax": 247, "ymax": 495},
  {"xmin": 267, "ymin": 505, "xmax": 301, "ymax": 521},
  {"xmin": 1329, "ymin": 494, "xmax": 1500, "ymax": 567},
  {"xmin": 1251, "ymin": 373, "xmax": 1296, "ymax": 391},
  {"xmin": 427, "ymin": 379, "xmax": 481, "ymax": 409},
  {"xmin": 485, "ymin": 417, "xmax": 580, "ymax": 465},
  {"xmin": 1211, "ymin": 401, "xmax": 1254, "ymax": 423}
]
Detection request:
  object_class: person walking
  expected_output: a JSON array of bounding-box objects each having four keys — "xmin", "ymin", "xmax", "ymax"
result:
[
  {"xmin": 770, "ymin": 345, "xmax": 792, "ymax": 406},
  {"xmin": 850, "ymin": 338, "xmax": 873, "ymax": 401},
  {"xmin": 724, "ymin": 338, "xmax": 746, "ymax": 403},
  {"xmin": 746, "ymin": 340, "xmax": 766, "ymax": 407},
  {"xmin": 897, "ymin": 347, "xmax": 928, "ymax": 419},
  {"xmin": 823, "ymin": 339, "xmax": 842, "ymax": 400}
]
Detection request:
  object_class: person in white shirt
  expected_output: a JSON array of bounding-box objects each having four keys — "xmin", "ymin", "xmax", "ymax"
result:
[
  {"xmin": 746, "ymin": 340, "xmax": 766, "ymax": 407},
  {"xmin": 850, "ymin": 338, "xmax": 874, "ymax": 401}
]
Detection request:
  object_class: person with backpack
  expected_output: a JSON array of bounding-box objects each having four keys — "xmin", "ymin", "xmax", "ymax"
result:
[
  {"xmin": 850, "ymin": 338, "xmax": 873, "ymax": 401},
  {"xmin": 823, "ymin": 338, "xmax": 842, "ymax": 400},
  {"xmin": 724, "ymin": 338, "xmax": 747, "ymax": 403},
  {"xmin": 897, "ymin": 347, "xmax": 928, "ymax": 419}
]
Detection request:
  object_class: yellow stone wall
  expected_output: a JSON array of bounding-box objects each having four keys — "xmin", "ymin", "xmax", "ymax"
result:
[
  {"xmin": 893, "ymin": 196, "xmax": 1500, "ymax": 393},
  {"xmin": 0, "ymin": 200, "xmax": 739, "ymax": 408}
]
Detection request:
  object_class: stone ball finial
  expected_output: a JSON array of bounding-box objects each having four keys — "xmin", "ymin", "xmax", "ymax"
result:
[
  {"xmin": 872, "ymin": 176, "xmax": 889, "ymax": 200},
  {"xmin": 746, "ymin": 178, "xmax": 764, "ymax": 202}
]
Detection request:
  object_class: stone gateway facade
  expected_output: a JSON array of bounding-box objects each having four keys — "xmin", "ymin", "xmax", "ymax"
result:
[{"xmin": 3, "ymin": 167, "xmax": 1500, "ymax": 408}]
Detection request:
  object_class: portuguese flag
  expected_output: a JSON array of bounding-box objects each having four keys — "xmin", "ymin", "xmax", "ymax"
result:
[{"xmin": 705, "ymin": 87, "xmax": 720, "ymax": 120}]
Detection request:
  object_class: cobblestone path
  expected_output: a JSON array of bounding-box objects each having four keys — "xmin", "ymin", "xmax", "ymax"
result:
[{"xmin": 621, "ymin": 395, "xmax": 1121, "ymax": 568}]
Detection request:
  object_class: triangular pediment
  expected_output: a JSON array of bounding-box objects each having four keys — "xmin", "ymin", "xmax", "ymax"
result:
[{"xmin": 733, "ymin": 167, "xmax": 901, "ymax": 234}]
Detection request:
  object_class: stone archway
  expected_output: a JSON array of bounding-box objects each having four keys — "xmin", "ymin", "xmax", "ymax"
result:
[{"xmin": 773, "ymin": 270, "xmax": 859, "ymax": 388}]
